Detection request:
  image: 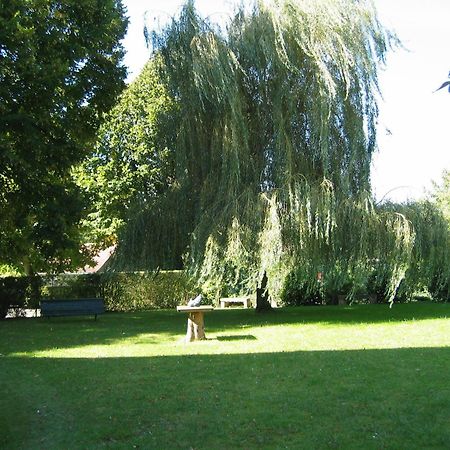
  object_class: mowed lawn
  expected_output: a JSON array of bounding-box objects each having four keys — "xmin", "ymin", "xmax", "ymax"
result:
[{"xmin": 1, "ymin": 303, "xmax": 449, "ymax": 449}]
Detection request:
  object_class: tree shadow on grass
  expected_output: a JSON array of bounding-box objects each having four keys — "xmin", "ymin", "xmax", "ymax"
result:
[
  {"xmin": 1, "ymin": 346, "xmax": 449, "ymax": 449},
  {"xmin": 216, "ymin": 334, "xmax": 257, "ymax": 341},
  {"xmin": 0, "ymin": 310, "xmax": 181, "ymax": 356}
]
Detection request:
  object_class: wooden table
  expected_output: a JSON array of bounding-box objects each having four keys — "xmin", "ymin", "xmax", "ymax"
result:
[
  {"xmin": 176, "ymin": 305, "xmax": 214, "ymax": 342},
  {"xmin": 220, "ymin": 297, "xmax": 251, "ymax": 308}
]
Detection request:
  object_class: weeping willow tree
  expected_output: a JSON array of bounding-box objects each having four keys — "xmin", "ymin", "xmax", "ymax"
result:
[
  {"xmin": 382, "ymin": 201, "xmax": 450, "ymax": 302},
  {"xmin": 107, "ymin": 0, "xmax": 430, "ymax": 303}
]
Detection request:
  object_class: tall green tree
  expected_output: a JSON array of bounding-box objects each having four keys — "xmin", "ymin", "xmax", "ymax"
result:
[
  {"xmin": 108, "ymin": 0, "xmax": 412, "ymax": 300},
  {"xmin": 91, "ymin": 1, "xmax": 448, "ymax": 303},
  {"xmin": 76, "ymin": 56, "xmax": 178, "ymax": 258},
  {"xmin": 381, "ymin": 199, "xmax": 450, "ymax": 302},
  {"xmin": 78, "ymin": 0, "xmax": 449, "ymax": 305},
  {"xmin": 0, "ymin": 0, "xmax": 128, "ymax": 274}
]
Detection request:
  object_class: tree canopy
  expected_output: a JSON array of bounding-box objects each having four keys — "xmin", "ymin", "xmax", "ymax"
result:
[
  {"xmin": 76, "ymin": 56, "xmax": 177, "ymax": 251},
  {"xmin": 432, "ymin": 169, "xmax": 450, "ymax": 228},
  {"xmin": 87, "ymin": 0, "xmax": 449, "ymax": 303},
  {"xmin": 0, "ymin": 0, "xmax": 128, "ymax": 273}
]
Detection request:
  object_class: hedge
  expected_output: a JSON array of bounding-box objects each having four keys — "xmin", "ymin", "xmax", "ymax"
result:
[
  {"xmin": 0, "ymin": 271, "xmax": 197, "ymax": 318},
  {"xmin": 0, "ymin": 276, "xmax": 41, "ymax": 319},
  {"xmin": 99, "ymin": 271, "xmax": 197, "ymax": 311}
]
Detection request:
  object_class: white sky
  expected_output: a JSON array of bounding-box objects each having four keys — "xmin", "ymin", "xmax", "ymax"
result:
[{"xmin": 121, "ymin": 0, "xmax": 450, "ymax": 202}]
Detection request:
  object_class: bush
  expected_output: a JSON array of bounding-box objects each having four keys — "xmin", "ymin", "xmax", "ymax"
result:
[
  {"xmin": 0, "ymin": 276, "xmax": 41, "ymax": 319},
  {"xmin": 281, "ymin": 271, "xmax": 324, "ymax": 306},
  {"xmin": 1, "ymin": 271, "xmax": 197, "ymax": 318},
  {"xmin": 40, "ymin": 270, "xmax": 196, "ymax": 312},
  {"xmin": 42, "ymin": 273, "xmax": 103, "ymax": 299},
  {"xmin": 428, "ymin": 272, "xmax": 450, "ymax": 302},
  {"xmin": 100, "ymin": 271, "xmax": 197, "ymax": 311}
]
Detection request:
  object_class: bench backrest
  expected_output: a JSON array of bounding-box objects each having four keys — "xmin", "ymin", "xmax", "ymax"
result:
[{"xmin": 40, "ymin": 298, "xmax": 105, "ymax": 317}]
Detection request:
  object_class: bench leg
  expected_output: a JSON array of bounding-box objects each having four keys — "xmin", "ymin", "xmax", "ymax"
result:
[{"xmin": 186, "ymin": 312, "xmax": 206, "ymax": 341}]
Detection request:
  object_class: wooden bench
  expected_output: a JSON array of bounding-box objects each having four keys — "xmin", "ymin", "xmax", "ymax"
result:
[
  {"xmin": 220, "ymin": 297, "xmax": 252, "ymax": 308},
  {"xmin": 177, "ymin": 305, "xmax": 214, "ymax": 341},
  {"xmin": 40, "ymin": 298, "xmax": 105, "ymax": 320}
]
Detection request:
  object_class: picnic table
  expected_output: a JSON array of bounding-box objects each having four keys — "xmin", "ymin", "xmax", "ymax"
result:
[{"xmin": 177, "ymin": 305, "xmax": 214, "ymax": 342}]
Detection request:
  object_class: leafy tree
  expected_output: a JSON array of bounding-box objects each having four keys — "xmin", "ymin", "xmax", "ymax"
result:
[
  {"xmin": 431, "ymin": 169, "xmax": 450, "ymax": 227},
  {"xmin": 76, "ymin": 56, "xmax": 178, "ymax": 258},
  {"xmin": 108, "ymin": 0, "xmax": 411, "ymax": 299},
  {"xmin": 0, "ymin": 0, "xmax": 128, "ymax": 274},
  {"xmin": 386, "ymin": 200, "xmax": 450, "ymax": 302},
  {"xmin": 91, "ymin": 1, "xmax": 448, "ymax": 303}
]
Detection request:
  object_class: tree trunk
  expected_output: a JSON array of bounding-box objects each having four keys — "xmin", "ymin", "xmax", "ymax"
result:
[
  {"xmin": 23, "ymin": 256, "xmax": 40, "ymax": 312},
  {"xmin": 256, "ymin": 271, "xmax": 272, "ymax": 312},
  {"xmin": 186, "ymin": 312, "xmax": 206, "ymax": 341}
]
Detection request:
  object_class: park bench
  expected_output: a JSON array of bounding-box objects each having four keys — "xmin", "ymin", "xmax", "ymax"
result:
[
  {"xmin": 220, "ymin": 296, "xmax": 252, "ymax": 308},
  {"xmin": 40, "ymin": 298, "xmax": 105, "ymax": 320}
]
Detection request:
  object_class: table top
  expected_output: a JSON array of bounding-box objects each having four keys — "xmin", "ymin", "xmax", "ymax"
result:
[{"xmin": 176, "ymin": 305, "xmax": 214, "ymax": 312}]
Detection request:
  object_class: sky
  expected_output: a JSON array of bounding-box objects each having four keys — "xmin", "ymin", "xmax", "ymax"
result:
[{"xmin": 121, "ymin": 0, "xmax": 450, "ymax": 203}]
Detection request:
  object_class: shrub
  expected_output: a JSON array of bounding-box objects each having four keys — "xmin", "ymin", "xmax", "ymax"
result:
[
  {"xmin": 100, "ymin": 271, "xmax": 197, "ymax": 311},
  {"xmin": 0, "ymin": 276, "xmax": 41, "ymax": 319},
  {"xmin": 281, "ymin": 271, "xmax": 324, "ymax": 306},
  {"xmin": 42, "ymin": 273, "xmax": 102, "ymax": 299},
  {"xmin": 1, "ymin": 271, "xmax": 197, "ymax": 318},
  {"xmin": 428, "ymin": 272, "xmax": 450, "ymax": 302},
  {"xmin": 40, "ymin": 270, "xmax": 196, "ymax": 312}
]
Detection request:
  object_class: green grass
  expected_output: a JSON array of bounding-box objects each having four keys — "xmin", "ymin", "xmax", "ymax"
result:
[{"xmin": 1, "ymin": 303, "xmax": 449, "ymax": 449}]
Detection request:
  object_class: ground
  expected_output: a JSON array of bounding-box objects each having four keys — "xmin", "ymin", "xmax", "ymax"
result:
[{"xmin": 1, "ymin": 303, "xmax": 449, "ymax": 449}]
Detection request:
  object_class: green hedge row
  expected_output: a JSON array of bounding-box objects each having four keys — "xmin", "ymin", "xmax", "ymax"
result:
[
  {"xmin": 101, "ymin": 271, "xmax": 197, "ymax": 311},
  {"xmin": 0, "ymin": 271, "xmax": 197, "ymax": 318}
]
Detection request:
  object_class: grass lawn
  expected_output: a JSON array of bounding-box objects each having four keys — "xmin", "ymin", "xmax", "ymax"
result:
[{"xmin": 1, "ymin": 303, "xmax": 449, "ymax": 449}]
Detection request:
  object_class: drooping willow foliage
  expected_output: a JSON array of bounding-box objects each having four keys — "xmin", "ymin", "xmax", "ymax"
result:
[
  {"xmin": 381, "ymin": 201, "xmax": 450, "ymax": 302},
  {"xmin": 106, "ymin": 0, "xmax": 448, "ymax": 303}
]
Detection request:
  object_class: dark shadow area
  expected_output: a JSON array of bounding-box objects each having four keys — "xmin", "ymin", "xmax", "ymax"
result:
[
  {"xmin": 0, "ymin": 310, "xmax": 182, "ymax": 356},
  {"xmin": 0, "ymin": 303, "xmax": 448, "ymax": 356},
  {"xmin": 1, "ymin": 347, "xmax": 449, "ymax": 449},
  {"xmin": 216, "ymin": 334, "xmax": 257, "ymax": 341}
]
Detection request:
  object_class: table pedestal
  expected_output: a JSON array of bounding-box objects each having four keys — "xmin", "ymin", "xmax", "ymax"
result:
[
  {"xmin": 186, "ymin": 311, "xmax": 206, "ymax": 341},
  {"xmin": 177, "ymin": 305, "xmax": 214, "ymax": 342}
]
